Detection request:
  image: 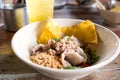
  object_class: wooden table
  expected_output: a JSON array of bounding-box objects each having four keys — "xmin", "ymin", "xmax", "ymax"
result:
[{"xmin": 0, "ymin": 4, "xmax": 120, "ymax": 80}]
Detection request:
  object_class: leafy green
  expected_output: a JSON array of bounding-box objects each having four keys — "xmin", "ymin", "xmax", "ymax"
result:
[
  {"xmin": 64, "ymin": 66, "xmax": 80, "ymax": 69},
  {"xmin": 85, "ymin": 47, "xmax": 100, "ymax": 65},
  {"xmin": 67, "ymin": 37, "xmax": 70, "ymax": 41},
  {"xmin": 53, "ymin": 38, "xmax": 60, "ymax": 42}
]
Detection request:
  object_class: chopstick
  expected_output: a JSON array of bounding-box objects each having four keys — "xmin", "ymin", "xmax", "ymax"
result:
[
  {"xmin": 21, "ymin": 0, "xmax": 25, "ymax": 4},
  {"xmin": 13, "ymin": 0, "xmax": 25, "ymax": 4},
  {"xmin": 12, "ymin": 0, "xmax": 18, "ymax": 4},
  {"xmin": 95, "ymin": 0, "xmax": 106, "ymax": 10}
]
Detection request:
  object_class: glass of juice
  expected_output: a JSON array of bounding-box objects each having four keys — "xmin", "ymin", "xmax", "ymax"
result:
[{"xmin": 26, "ymin": 0, "xmax": 54, "ymax": 23}]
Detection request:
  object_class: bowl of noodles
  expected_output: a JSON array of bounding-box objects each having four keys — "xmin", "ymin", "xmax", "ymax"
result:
[{"xmin": 11, "ymin": 18, "xmax": 120, "ymax": 80}]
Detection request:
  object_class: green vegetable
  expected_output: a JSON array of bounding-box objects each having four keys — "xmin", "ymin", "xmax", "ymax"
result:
[
  {"xmin": 53, "ymin": 38, "xmax": 60, "ymax": 42},
  {"xmin": 86, "ymin": 47, "xmax": 100, "ymax": 65},
  {"xmin": 67, "ymin": 37, "xmax": 70, "ymax": 41},
  {"xmin": 64, "ymin": 66, "xmax": 80, "ymax": 69}
]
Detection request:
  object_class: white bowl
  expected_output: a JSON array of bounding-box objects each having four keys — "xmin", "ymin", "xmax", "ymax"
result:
[
  {"xmin": 99, "ymin": 9, "xmax": 120, "ymax": 26},
  {"xmin": 98, "ymin": 1, "xmax": 120, "ymax": 26},
  {"xmin": 11, "ymin": 19, "xmax": 120, "ymax": 80}
]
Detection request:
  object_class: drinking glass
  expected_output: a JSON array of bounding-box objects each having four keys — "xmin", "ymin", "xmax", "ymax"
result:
[{"xmin": 26, "ymin": 0, "xmax": 54, "ymax": 23}]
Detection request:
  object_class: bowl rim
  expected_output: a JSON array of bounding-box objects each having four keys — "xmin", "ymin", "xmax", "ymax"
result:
[
  {"xmin": 11, "ymin": 18, "xmax": 120, "ymax": 73},
  {"xmin": 98, "ymin": 8, "xmax": 120, "ymax": 14}
]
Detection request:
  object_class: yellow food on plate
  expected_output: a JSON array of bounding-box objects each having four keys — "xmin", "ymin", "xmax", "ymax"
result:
[
  {"xmin": 37, "ymin": 19, "xmax": 62, "ymax": 44},
  {"xmin": 62, "ymin": 20, "xmax": 98, "ymax": 44}
]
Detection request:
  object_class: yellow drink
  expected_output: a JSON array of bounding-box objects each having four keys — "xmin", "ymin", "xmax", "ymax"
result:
[{"xmin": 26, "ymin": 0, "xmax": 54, "ymax": 23}]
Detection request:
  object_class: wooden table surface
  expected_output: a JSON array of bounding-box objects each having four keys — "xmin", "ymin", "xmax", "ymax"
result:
[{"xmin": 0, "ymin": 3, "xmax": 120, "ymax": 80}]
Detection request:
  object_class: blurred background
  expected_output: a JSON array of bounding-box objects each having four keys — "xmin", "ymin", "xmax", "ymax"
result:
[
  {"xmin": 0, "ymin": 0, "xmax": 120, "ymax": 28},
  {"xmin": 0, "ymin": 0, "xmax": 97, "ymax": 25}
]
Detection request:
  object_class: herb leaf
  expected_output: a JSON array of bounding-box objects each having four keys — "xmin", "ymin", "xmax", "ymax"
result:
[
  {"xmin": 67, "ymin": 37, "xmax": 70, "ymax": 41},
  {"xmin": 53, "ymin": 38, "xmax": 60, "ymax": 42},
  {"xmin": 64, "ymin": 66, "xmax": 80, "ymax": 69},
  {"xmin": 86, "ymin": 48, "xmax": 100, "ymax": 65}
]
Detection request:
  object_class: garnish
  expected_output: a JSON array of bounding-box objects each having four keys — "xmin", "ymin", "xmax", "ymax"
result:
[
  {"xmin": 54, "ymin": 38, "xmax": 60, "ymax": 42},
  {"xmin": 67, "ymin": 37, "xmax": 70, "ymax": 41},
  {"xmin": 86, "ymin": 48, "xmax": 100, "ymax": 65},
  {"xmin": 64, "ymin": 66, "xmax": 80, "ymax": 69}
]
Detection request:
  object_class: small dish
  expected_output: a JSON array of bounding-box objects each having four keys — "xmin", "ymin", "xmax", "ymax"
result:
[{"xmin": 97, "ymin": 0, "xmax": 120, "ymax": 27}]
